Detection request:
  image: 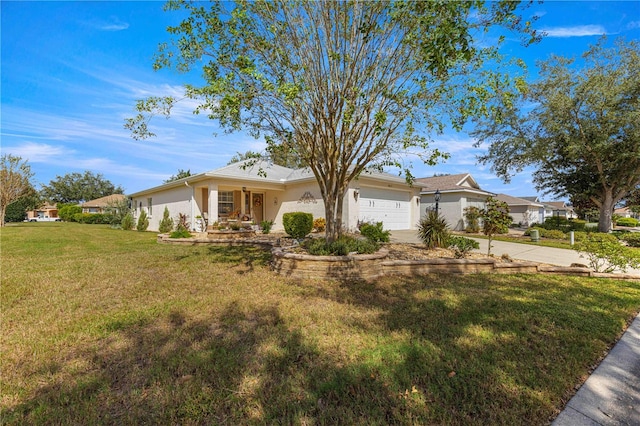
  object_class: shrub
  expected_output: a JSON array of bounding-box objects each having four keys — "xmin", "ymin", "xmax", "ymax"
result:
[
  {"xmin": 616, "ymin": 217, "xmax": 639, "ymax": 227},
  {"xmin": 359, "ymin": 221, "xmax": 390, "ymax": 243},
  {"xmin": 169, "ymin": 229, "xmax": 192, "ymax": 239},
  {"xmin": 282, "ymin": 212, "xmax": 313, "ymax": 239},
  {"xmin": 481, "ymin": 197, "xmax": 511, "ymax": 255},
  {"xmin": 621, "ymin": 233, "xmax": 640, "ymax": 247},
  {"xmin": 58, "ymin": 205, "xmax": 82, "ymax": 222},
  {"xmin": 313, "ymin": 217, "xmax": 326, "ymax": 232},
  {"xmin": 568, "ymin": 219, "xmax": 587, "ymax": 232},
  {"xmin": 541, "ymin": 229, "xmax": 566, "ymax": 240},
  {"xmin": 448, "ymin": 236, "xmax": 479, "ymax": 258},
  {"xmin": 261, "ymin": 220, "xmax": 273, "ymax": 234},
  {"xmin": 463, "ymin": 206, "xmax": 481, "ymax": 233},
  {"xmin": 176, "ymin": 213, "xmax": 189, "ymax": 232},
  {"xmin": 303, "ymin": 236, "xmax": 379, "ymax": 256},
  {"xmin": 158, "ymin": 207, "xmax": 174, "ymax": 233},
  {"xmin": 121, "ymin": 212, "xmax": 135, "ymax": 230},
  {"xmin": 136, "ymin": 210, "xmax": 149, "ymax": 232},
  {"xmin": 573, "ymin": 233, "xmax": 640, "ymax": 273},
  {"xmin": 229, "ymin": 221, "xmax": 241, "ymax": 231},
  {"xmin": 418, "ymin": 210, "xmax": 450, "ymax": 249}
]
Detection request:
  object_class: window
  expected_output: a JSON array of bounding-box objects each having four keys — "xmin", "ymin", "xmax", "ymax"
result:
[
  {"xmin": 147, "ymin": 198, "xmax": 152, "ymax": 216},
  {"xmin": 218, "ymin": 191, "xmax": 234, "ymax": 216}
]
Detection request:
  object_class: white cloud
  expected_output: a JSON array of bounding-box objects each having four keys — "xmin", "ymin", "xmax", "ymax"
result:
[
  {"xmin": 82, "ymin": 17, "xmax": 129, "ymax": 32},
  {"xmin": 2, "ymin": 142, "xmax": 70, "ymax": 163},
  {"xmin": 541, "ymin": 25, "xmax": 607, "ymax": 38}
]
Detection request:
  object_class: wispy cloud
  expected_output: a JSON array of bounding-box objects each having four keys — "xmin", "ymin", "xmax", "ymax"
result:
[
  {"xmin": 82, "ymin": 16, "xmax": 129, "ymax": 31},
  {"xmin": 3, "ymin": 142, "xmax": 71, "ymax": 163},
  {"xmin": 541, "ymin": 25, "xmax": 607, "ymax": 38}
]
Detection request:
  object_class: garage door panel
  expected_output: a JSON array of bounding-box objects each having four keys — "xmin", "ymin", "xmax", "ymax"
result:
[{"xmin": 359, "ymin": 188, "xmax": 411, "ymax": 230}]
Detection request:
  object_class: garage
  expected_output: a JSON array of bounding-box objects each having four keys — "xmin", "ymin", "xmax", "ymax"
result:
[{"xmin": 358, "ymin": 187, "xmax": 411, "ymax": 230}]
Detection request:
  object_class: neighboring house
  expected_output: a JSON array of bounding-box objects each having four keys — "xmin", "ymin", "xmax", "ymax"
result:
[
  {"xmin": 81, "ymin": 194, "xmax": 128, "ymax": 214},
  {"xmin": 26, "ymin": 202, "xmax": 59, "ymax": 221},
  {"xmin": 496, "ymin": 194, "xmax": 544, "ymax": 226},
  {"xmin": 128, "ymin": 160, "xmax": 422, "ymax": 233},
  {"xmin": 415, "ymin": 174, "xmax": 494, "ymax": 231},
  {"xmin": 543, "ymin": 201, "xmax": 576, "ymax": 220},
  {"xmin": 615, "ymin": 206, "xmax": 639, "ymax": 220}
]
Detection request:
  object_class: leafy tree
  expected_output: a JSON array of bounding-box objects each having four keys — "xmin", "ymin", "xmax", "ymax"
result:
[
  {"xmin": 481, "ymin": 197, "xmax": 511, "ymax": 255},
  {"xmin": 227, "ymin": 151, "xmax": 263, "ymax": 166},
  {"xmin": 41, "ymin": 171, "xmax": 125, "ymax": 204},
  {"xmin": 473, "ymin": 38, "xmax": 640, "ymax": 233},
  {"xmin": 164, "ymin": 169, "xmax": 192, "ymax": 183},
  {"xmin": 126, "ymin": 0, "xmax": 538, "ymax": 242},
  {"xmin": 1, "ymin": 154, "xmax": 36, "ymax": 227},
  {"xmin": 4, "ymin": 185, "xmax": 40, "ymax": 223}
]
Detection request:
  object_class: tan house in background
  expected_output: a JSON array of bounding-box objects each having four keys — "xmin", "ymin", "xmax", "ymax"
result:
[
  {"xmin": 26, "ymin": 203, "xmax": 59, "ymax": 221},
  {"xmin": 81, "ymin": 194, "xmax": 127, "ymax": 214}
]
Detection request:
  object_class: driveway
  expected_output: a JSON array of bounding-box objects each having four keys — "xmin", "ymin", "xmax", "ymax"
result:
[{"xmin": 390, "ymin": 230, "xmax": 640, "ymax": 275}]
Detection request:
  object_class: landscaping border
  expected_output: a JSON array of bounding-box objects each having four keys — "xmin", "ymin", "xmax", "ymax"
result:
[{"xmin": 157, "ymin": 235, "xmax": 640, "ymax": 281}]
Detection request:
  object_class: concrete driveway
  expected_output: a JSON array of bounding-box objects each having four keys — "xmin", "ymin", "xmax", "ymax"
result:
[{"xmin": 389, "ymin": 230, "xmax": 640, "ymax": 275}]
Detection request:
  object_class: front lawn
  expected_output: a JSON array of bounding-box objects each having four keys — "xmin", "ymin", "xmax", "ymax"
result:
[{"xmin": 2, "ymin": 222, "xmax": 639, "ymax": 425}]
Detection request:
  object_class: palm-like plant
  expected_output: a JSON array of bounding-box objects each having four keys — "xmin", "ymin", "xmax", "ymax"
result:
[{"xmin": 418, "ymin": 210, "xmax": 450, "ymax": 249}]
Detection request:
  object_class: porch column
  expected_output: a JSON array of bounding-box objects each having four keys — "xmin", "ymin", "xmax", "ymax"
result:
[{"xmin": 209, "ymin": 183, "xmax": 218, "ymax": 224}]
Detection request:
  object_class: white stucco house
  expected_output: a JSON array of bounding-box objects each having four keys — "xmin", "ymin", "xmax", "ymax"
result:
[
  {"xmin": 416, "ymin": 174, "xmax": 494, "ymax": 231},
  {"xmin": 496, "ymin": 194, "xmax": 544, "ymax": 226},
  {"xmin": 128, "ymin": 160, "xmax": 422, "ymax": 233}
]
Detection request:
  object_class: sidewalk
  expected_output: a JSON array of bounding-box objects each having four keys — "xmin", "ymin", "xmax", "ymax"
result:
[{"xmin": 552, "ymin": 313, "xmax": 640, "ymax": 426}]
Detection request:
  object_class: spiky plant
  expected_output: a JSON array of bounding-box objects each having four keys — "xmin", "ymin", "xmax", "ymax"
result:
[{"xmin": 417, "ymin": 210, "xmax": 450, "ymax": 249}]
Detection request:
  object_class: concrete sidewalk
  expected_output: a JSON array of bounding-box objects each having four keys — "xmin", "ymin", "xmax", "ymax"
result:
[
  {"xmin": 552, "ymin": 313, "xmax": 640, "ymax": 426},
  {"xmin": 389, "ymin": 230, "xmax": 640, "ymax": 275}
]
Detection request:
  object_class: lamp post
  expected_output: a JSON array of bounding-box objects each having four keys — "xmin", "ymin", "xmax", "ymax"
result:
[{"xmin": 434, "ymin": 189, "xmax": 441, "ymax": 216}]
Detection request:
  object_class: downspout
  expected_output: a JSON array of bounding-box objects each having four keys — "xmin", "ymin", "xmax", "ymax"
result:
[{"xmin": 185, "ymin": 181, "xmax": 196, "ymax": 231}]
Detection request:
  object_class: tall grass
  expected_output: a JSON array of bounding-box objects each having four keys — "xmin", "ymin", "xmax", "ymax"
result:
[{"xmin": 2, "ymin": 222, "xmax": 639, "ymax": 425}]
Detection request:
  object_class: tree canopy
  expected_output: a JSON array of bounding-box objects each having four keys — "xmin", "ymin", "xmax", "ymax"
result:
[
  {"xmin": 0, "ymin": 154, "xmax": 36, "ymax": 227},
  {"xmin": 164, "ymin": 169, "xmax": 193, "ymax": 183},
  {"xmin": 127, "ymin": 0, "xmax": 539, "ymax": 241},
  {"xmin": 40, "ymin": 171, "xmax": 125, "ymax": 204},
  {"xmin": 473, "ymin": 38, "xmax": 640, "ymax": 232}
]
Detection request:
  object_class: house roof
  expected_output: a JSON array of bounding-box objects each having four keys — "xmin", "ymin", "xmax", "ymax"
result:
[
  {"xmin": 496, "ymin": 193, "xmax": 544, "ymax": 207},
  {"xmin": 128, "ymin": 160, "xmax": 413, "ymax": 198},
  {"xmin": 415, "ymin": 173, "xmax": 493, "ymax": 196},
  {"xmin": 544, "ymin": 201, "xmax": 569, "ymax": 210},
  {"xmin": 81, "ymin": 194, "xmax": 127, "ymax": 208}
]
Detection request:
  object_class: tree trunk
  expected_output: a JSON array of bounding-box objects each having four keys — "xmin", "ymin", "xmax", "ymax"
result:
[
  {"xmin": 598, "ymin": 189, "xmax": 615, "ymax": 233},
  {"xmin": 0, "ymin": 205, "xmax": 5, "ymax": 227},
  {"xmin": 323, "ymin": 188, "xmax": 346, "ymax": 244}
]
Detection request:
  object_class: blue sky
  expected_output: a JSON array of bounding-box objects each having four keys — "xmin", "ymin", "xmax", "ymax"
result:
[{"xmin": 2, "ymin": 1, "xmax": 639, "ymax": 198}]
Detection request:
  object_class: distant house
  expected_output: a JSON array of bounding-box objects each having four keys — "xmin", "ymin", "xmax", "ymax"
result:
[
  {"xmin": 496, "ymin": 194, "xmax": 544, "ymax": 226},
  {"xmin": 81, "ymin": 194, "xmax": 128, "ymax": 214},
  {"xmin": 615, "ymin": 206, "xmax": 639, "ymax": 220},
  {"xmin": 128, "ymin": 160, "xmax": 422, "ymax": 233},
  {"xmin": 543, "ymin": 201, "xmax": 576, "ymax": 220},
  {"xmin": 416, "ymin": 174, "xmax": 494, "ymax": 231},
  {"xmin": 26, "ymin": 202, "xmax": 59, "ymax": 221}
]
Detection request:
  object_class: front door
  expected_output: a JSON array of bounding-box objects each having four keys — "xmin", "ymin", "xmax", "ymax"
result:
[{"xmin": 252, "ymin": 193, "xmax": 264, "ymax": 224}]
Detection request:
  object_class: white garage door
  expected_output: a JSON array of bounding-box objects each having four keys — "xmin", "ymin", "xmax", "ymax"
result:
[{"xmin": 359, "ymin": 188, "xmax": 411, "ymax": 230}]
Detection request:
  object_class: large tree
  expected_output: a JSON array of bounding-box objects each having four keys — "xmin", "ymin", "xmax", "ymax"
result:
[
  {"xmin": 473, "ymin": 38, "xmax": 640, "ymax": 232},
  {"xmin": 164, "ymin": 168, "xmax": 193, "ymax": 183},
  {"xmin": 4, "ymin": 185, "xmax": 41, "ymax": 223},
  {"xmin": 0, "ymin": 154, "xmax": 36, "ymax": 227},
  {"xmin": 40, "ymin": 171, "xmax": 125, "ymax": 204},
  {"xmin": 127, "ymin": 0, "xmax": 538, "ymax": 241}
]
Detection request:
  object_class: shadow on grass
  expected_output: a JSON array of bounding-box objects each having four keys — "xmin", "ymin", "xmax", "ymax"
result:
[{"xmin": 4, "ymin": 274, "xmax": 638, "ymax": 425}]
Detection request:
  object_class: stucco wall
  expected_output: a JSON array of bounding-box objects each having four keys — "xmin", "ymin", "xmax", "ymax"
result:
[
  {"xmin": 132, "ymin": 185, "xmax": 192, "ymax": 232},
  {"xmin": 272, "ymin": 181, "xmax": 327, "ymax": 231}
]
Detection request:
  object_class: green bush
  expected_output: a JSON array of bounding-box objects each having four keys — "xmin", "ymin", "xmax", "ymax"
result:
[
  {"xmin": 359, "ymin": 221, "xmax": 390, "ymax": 243},
  {"xmin": 261, "ymin": 220, "xmax": 273, "ymax": 234},
  {"xmin": 418, "ymin": 210, "xmax": 450, "ymax": 249},
  {"xmin": 158, "ymin": 207, "xmax": 174, "ymax": 233},
  {"xmin": 568, "ymin": 219, "xmax": 587, "ymax": 232},
  {"xmin": 282, "ymin": 212, "xmax": 313, "ymax": 239},
  {"xmin": 136, "ymin": 210, "xmax": 149, "ymax": 232},
  {"xmin": 463, "ymin": 206, "xmax": 481, "ymax": 233},
  {"xmin": 58, "ymin": 205, "xmax": 82, "ymax": 222},
  {"xmin": 574, "ymin": 233, "xmax": 640, "ymax": 273},
  {"xmin": 448, "ymin": 236, "xmax": 480, "ymax": 258},
  {"xmin": 541, "ymin": 229, "xmax": 566, "ymax": 240},
  {"xmin": 121, "ymin": 212, "xmax": 135, "ymax": 230},
  {"xmin": 303, "ymin": 236, "xmax": 379, "ymax": 256},
  {"xmin": 621, "ymin": 233, "xmax": 640, "ymax": 247},
  {"xmin": 169, "ymin": 229, "xmax": 192, "ymax": 239},
  {"xmin": 616, "ymin": 217, "xmax": 639, "ymax": 227}
]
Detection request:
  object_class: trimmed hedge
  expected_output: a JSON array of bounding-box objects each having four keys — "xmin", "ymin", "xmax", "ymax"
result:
[
  {"xmin": 616, "ymin": 217, "xmax": 639, "ymax": 227},
  {"xmin": 283, "ymin": 212, "xmax": 313, "ymax": 239}
]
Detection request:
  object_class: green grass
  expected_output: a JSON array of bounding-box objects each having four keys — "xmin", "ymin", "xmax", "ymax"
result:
[{"xmin": 2, "ymin": 222, "xmax": 639, "ymax": 425}]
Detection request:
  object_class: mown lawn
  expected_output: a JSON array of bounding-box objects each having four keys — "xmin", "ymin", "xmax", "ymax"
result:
[{"xmin": 2, "ymin": 222, "xmax": 639, "ymax": 425}]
